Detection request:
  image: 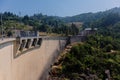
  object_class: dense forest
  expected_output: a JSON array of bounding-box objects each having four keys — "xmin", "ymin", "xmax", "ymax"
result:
[
  {"xmin": 62, "ymin": 7, "xmax": 120, "ymax": 23},
  {"xmin": 49, "ymin": 34, "xmax": 120, "ymax": 79},
  {"xmin": 48, "ymin": 7, "xmax": 120, "ymax": 80},
  {"xmin": 1, "ymin": 7, "xmax": 120, "ymax": 37},
  {"xmin": 0, "ymin": 12, "xmax": 79, "ymax": 37}
]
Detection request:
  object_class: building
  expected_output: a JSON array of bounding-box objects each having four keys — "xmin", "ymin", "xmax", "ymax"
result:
[
  {"xmin": 14, "ymin": 30, "xmax": 39, "ymax": 37},
  {"xmin": 79, "ymin": 28, "xmax": 97, "ymax": 36}
]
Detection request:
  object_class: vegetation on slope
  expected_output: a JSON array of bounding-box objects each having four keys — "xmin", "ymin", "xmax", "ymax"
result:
[
  {"xmin": 46, "ymin": 7, "xmax": 120, "ymax": 80},
  {"xmin": 48, "ymin": 10, "xmax": 120, "ymax": 79},
  {"xmin": 0, "ymin": 12, "xmax": 79, "ymax": 37},
  {"xmin": 1, "ymin": 7, "xmax": 120, "ymax": 37},
  {"xmin": 49, "ymin": 35, "xmax": 120, "ymax": 80},
  {"xmin": 62, "ymin": 7, "xmax": 120, "ymax": 23}
]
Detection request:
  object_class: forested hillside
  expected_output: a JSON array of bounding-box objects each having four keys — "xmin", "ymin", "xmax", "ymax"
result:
[
  {"xmin": 62, "ymin": 7, "xmax": 120, "ymax": 23},
  {"xmin": 1, "ymin": 7, "xmax": 120, "ymax": 37},
  {"xmin": 48, "ymin": 7, "xmax": 120, "ymax": 80},
  {"xmin": 49, "ymin": 34, "xmax": 120, "ymax": 80},
  {"xmin": 0, "ymin": 12, "xmax": 79, "ymax": 37}
]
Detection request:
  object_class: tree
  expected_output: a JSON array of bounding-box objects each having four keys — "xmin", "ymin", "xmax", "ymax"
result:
[
  {"xmin": 71, "ymin": 23, "xmax": 79, "ymax": 35},
  {"xmin": 22, "ymin": 15, "xmax": 29, "ymax": 25},
  {"xmin": 105, "ymin": 44, "xmax": 113, "ymax": 52}
]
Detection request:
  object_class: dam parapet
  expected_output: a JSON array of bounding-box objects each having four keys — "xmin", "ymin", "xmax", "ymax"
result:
[
  {"xmin": 14, "ymin": 36, "xmax": 67, "ymax": 58},
  {"xmin": 14, "ymin": 36, "xmax": 42, "ymax": 58}
]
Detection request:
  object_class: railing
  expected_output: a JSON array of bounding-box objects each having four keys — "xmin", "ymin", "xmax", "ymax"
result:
[
  {"xmin": 0, "ymin": 38, "xmax": 15, "ymax": 44},
  {"xmin": 14, "ymin": 37, "xmax": 43, "ymax": 58}
]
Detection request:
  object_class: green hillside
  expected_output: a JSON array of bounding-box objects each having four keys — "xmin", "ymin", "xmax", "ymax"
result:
[
  {"xmin": 0, "ymin": 12, "xmax": 79, "ymax": 37},
  {"xmin": 48, "ymin": 7, "xmax": 120, "ymax": 80},
  {"xmin": 62, "ymin": 7, "xmax": 120, "ymax": 23}
]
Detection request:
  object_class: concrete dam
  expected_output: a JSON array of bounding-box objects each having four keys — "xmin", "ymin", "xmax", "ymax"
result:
[{"xmin": 0, "ymin": 36, "xmax": 67, "ymax": 80}]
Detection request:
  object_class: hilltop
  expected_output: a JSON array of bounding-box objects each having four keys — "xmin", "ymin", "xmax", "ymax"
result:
[{"xmin": 62, "ymin": 7, "xmax": 120, "ymax": 23}]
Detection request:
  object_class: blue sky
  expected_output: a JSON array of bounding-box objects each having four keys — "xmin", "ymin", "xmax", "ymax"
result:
[{"xmin": 0, "ymin": 0, "xmax": 120, "ymax": 17}]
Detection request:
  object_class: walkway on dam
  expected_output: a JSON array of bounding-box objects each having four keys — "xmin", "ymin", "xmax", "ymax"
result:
[{"xmin": 0, "ymin": 38, "xmax": 15, "ymax": 44}]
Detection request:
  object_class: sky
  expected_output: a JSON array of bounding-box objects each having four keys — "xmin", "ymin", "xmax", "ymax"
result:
[{"xmin": 0, "ymin": 0, "xmax": 120, "ymax": 17}]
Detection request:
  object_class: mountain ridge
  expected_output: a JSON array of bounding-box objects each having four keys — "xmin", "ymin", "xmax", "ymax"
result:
[{"xmin": 61, "ymin": 7, "xmax": 120, "ymax": 23}]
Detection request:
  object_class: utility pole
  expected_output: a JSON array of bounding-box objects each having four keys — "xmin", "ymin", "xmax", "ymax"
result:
[{"xmin": 1, "ymin": 13, "xmax": 3, "ymax": 40}]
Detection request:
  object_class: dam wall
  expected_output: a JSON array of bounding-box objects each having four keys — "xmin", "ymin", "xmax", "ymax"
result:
[
  {"xmin": 0, "ymin": 37, "xmax": 67, "ymax": 80},
  {"xmin": 0, "ymin": 38, "xmax": 15, "ymax": 80}
]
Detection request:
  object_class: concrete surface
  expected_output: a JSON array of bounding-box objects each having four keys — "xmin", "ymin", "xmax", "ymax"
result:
[{"xmin": 0, "ymin": 38, "xmax": 66, "ymax": 80}]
